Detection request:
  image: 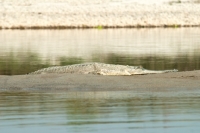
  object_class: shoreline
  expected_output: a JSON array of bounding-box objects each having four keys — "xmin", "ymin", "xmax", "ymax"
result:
[
  {"xmin": 0, "ymin": 70, "xmax": 199, "ymax": 97},
  {"xmin": 1, "ymin": 1, "xmax": 200, "ymax": 29},
  {"xmin": 1, "ymin": 25, "xmax": 200, "ymax": 30}
]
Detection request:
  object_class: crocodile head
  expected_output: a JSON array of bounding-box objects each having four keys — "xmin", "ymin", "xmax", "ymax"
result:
[{"xmin": 127, "ymin": 66, "xmax": 146, "ymax": 75}]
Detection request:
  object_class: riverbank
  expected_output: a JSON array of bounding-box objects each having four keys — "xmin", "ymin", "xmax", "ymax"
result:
[
  {"xmin": 1, "ymin": 1, "xmax": 200, "ymax": 29},
  {"xmin": 0, "ymin": 70, "xmax": 199, "ymax": 97}
]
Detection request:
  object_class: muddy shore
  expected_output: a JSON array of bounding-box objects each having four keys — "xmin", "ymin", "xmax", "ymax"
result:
[{"xmin": 0, "ymin": 70, "xmax": 199, "ymax": 97}]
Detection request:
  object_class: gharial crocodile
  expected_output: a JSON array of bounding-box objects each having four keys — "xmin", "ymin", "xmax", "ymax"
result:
[{"xmin": 29, "ymin": 62, "xmax": 178, "ymax": 75}]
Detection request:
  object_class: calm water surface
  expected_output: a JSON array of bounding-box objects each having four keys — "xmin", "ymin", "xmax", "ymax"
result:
[
  {"xmin": 0, "ymin": 28, "xmax": 200, "ymax": 75},
  {"xmin": 0, "ymin": 28, "xmax": 200, "ymax": 132},
  {"xmin": 0, "ymin": 92, "xmax": 200, "ymax": 133}
]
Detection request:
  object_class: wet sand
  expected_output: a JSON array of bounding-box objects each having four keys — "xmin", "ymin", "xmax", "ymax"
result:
[{"xmin": 0, "ymin": 70, "xmax": 199, "ymax": 97}]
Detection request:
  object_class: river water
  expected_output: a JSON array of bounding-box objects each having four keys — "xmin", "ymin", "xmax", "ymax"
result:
[
  {"xmin": 0, "ymin": 28, "xmax": 200, "ymax": 132},
  {"xmin": 0, "ymin": 28, "xmax": 200, "ymax": 75},
  {"xmin": 0, "ymin": 92, "xmax": 200, "ymax": 133}
]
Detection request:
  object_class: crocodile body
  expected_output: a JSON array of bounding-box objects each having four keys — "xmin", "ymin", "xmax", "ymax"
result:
[{"xmin": 29, "ymin": 62, "xmax": 178, "ymax": 75}]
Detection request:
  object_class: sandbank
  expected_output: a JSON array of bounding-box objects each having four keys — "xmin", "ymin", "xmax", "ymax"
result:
[
  {"xmin": 0, "ymin": 70, "xmax": 199, "ymax": 98},
  {"xmin": 1, "ymin": 0, "xmax": 200, "ymax": 29}
]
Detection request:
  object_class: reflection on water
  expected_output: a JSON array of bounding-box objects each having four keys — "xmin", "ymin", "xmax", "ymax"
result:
[
  {"xmin": 0, "ymin": 92, "xmax": 200, "ymax": 133},
  {"xmin": 0, "ymin": 28, "xmax": 200, "ymax": 75}
]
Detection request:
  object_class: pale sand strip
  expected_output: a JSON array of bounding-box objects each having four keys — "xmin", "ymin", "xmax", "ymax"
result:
[
  {"xmin": 0, "ymin": 0, "xmax": 200, "ymax": 29},
  {"xmin": 0, "ymin": 70, "xmax": 199, "ymax": 98}
]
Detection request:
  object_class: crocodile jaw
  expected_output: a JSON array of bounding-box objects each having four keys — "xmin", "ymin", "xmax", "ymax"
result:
[{"xmin": 97, "ymin": 69, "xmax": 131, "ymax": 76}]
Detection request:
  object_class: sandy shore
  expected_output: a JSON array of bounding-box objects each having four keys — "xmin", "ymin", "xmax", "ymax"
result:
[
  {"xmin": 0, "ymin": 70, "xmax": 199, "ymax": 97},
  {"xmin": 1, "ymin": 0, "xmax": 200, "ymax": 29}
]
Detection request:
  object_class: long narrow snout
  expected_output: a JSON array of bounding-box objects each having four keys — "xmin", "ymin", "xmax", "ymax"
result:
[
  {"xmin": 130, "ymin": 68, "xmax": 178, "ymax": 75},
  {"xmin": 142, "ymin": 69, "xmax": 178, "ymax": 74}
]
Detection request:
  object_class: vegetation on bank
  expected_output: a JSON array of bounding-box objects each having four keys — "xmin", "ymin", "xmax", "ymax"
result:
[{"xmin": 0, "ymin": 24, "xmax": 200, "ymax": 30}]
